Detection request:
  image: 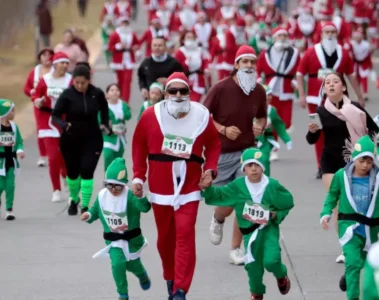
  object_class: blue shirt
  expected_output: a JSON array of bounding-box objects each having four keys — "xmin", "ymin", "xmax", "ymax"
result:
[{"xmin": 351, "ymin": 176, "xmax": 371, "ymax": 238}]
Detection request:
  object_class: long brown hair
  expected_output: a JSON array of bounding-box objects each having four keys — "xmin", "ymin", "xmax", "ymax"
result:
[{"xmin": 320, "ymin": 72, "xmax": 349, "ymax": 106}]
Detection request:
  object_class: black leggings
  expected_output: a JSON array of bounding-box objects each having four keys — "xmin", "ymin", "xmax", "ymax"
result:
[{"xmin": 60, "ymin": 131, "xmax": 103, "ymax": 180}]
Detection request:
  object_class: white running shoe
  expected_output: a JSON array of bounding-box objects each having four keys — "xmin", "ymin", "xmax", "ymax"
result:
[
  {"xmin": 209, "ymin": 215, "xmax": 224, "ymax": 245},
  {"xmin": 336, "ymin": 253, "xmax": 345, "ymax": 263},
  {"xmin": 37, "ymin": 157, "xmax": 46, "ymax": 167},
  {"xmin": 5, "ymin": 211, "xmax": 15, "ymax": 221},
  {"xmin": 52, "ymin": 190, "xmax": 63, "ymax": 203},
  {"xmin": 270, "ymin": 150, "xmax": 279, "ymax": 162},
  {"xmin": 229, "ymin": 248, "xmax": 245, "ymax": 265}
]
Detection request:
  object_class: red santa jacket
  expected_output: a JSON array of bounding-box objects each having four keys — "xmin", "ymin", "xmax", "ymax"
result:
[
  {"xmin": 194, "ymin": 22, "xmax": 217, "ymax": 50},
  {"xmin": 155, "ymin": 9, "xmax": 175, "ymax": 30},
  {"xmin": 296, "ymin": 43, "xmax": 354, "ymax": 104},
  {"xmin": 108, "ymin": 29, "xmax": 139, "ymax": 70},
  {"xmin": 349, "ymin": 40, "xmax": 373, "ymax": 78},
  {"xmin": 23, "ymin": 65, "xmax": 53, "ymax": 98},
  {"xmin": 214, "ymin": 6, "xmax": 237, "ymax": 23},
  {"xmin": 174, "ymin": 46, "xmax": 209, "ymax": 95},
  {"xmin": 132, "ymin": 102, "xmax": 220, "ymax": 209},
  {"xmin": 288, "ymin": 15, "xmax": 317, "ymax": 50},
  {"xmin": 209, "ymin": 34, "xmax": 226, "ymax": 69},
  {"xmin": 115, "ymin": 1, "xmax": 132, "ymax": 18},
  {"xmin": 223, "ymin": 28, "xmax": 248, "ymax": 70},
  {"xmin": 100, "ymin": 2, "xmax": 117, "ymax": 22},
  {"xmin": 314, "ymin": 17, "xmax": 351, "ymax": 46},
  {"xmin": 32, "ymin": 73, "xmax": 72, "ymax": 138},
  {"xmin": 257, "ymin": 46, "xmax": 300, "ymax": 100},
  {"xmin": 139, "ymin": 26, "xmax": 169, "ymax": 56}
]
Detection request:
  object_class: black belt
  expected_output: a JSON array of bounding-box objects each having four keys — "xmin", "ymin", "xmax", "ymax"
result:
[
  {"xmin": 338, "ymin": 213, "xmax": 379, "ymax": 227},
  {"xmin": 148, "ymin": 153, "xmax": 204, "ymax": 164},
  {"xmin": 0, "ymin": 152, "xmax": 16, "ymax": 158},
  {"xmin": 187, "ymin": 70, "xmax": 204, "ymax": 76},
  {"xmin": 265, "ymin": 73, "xmax": 294, "ymax": 79},
  {"xmin": 103, "ymin": 227, "xmax": 142, "ymax": 241},
  {"xmin": 239, "ymin": 223, "xmax": 260, "ymax": 235},
  {"xmin": 308, "ymin": 73, "xmax": 319, "ymax": 78}
]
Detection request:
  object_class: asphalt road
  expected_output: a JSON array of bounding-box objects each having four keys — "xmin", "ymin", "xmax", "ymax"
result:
[{"xmin": 1, "ymin": 3, "xmax": 377, "ymax": 300}]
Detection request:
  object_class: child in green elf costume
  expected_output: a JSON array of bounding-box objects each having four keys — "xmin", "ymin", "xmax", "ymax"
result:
[
  {"xmin": 80, "ymin": 157, "xmax": 151, "ymax": 300},
  {"xmin": 137, "ymin": 82, "xmax": 164, "ymax": 121},
  {"xmin": 249, "ymin": 23, "xmax": 273, "ymax": 56},
  {"xmin": 102, "ymin": 15, "xmax": 116, "ymax": 66},
  {"xmin": 320, "ymin": 135, "xmax": 379, "ymax": 300},
  {"xmin": 361, "ymin": 241, "xmax": 379, "ymax": 299},
  {"xmin": 255, "ymin": 85, "xmax": 292, "ymax": 176},
  {"xmin": 201, "ymin": 148, "xmax": 294, "ymax": 300},
  {"xmin": 101, "ymin": 83, "xmax": 131, "ymax": 172},
  {"xmin": 0, "ymin": 99, "xmax": 25, "ymax": 221}
]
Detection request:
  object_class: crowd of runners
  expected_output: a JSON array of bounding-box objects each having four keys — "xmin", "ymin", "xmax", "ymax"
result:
[{"xmin": 0, "ymin": 0, "xmax": 379, "ymax": 299}]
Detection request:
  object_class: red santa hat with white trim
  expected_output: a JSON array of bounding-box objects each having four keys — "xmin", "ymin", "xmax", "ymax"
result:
[
  {"xmin": 150, "ymin": 13, "xmax": 161, "ymax": 24},
  {"xmin": 234, "ymin": 45, "xmax": 257, "ymax": 63},
  {"xmin": 272, "ymin": 26, "xmax": 288, "ymax": 38},
  {"xmin": 165, "ymin": 72, "xmax": 190, "ymax": 90},
  {"xmin": 321, "ymin": 21, "xmax": 337, "ymax": 32},
  {"xmin": 235, "ymin": 18, "xmax": 246, "ymax": 28},
  {"xmin": 117, "ymin": 16, "xmax": 130, "ymax": 26},
  {"xmin": 52, "ymin": 52, "xmax": 70, "ymax": 65}
]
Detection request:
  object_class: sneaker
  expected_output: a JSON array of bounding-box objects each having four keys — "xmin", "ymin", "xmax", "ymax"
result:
[
  {"xmin": 5, "ymin": 210, "xmax": 15, "ymax": 221},
  {"xmin": 277, "ymin": 276, "xmax": 291, "ymax": 295},
  {"xmin": 251, "ymin": 295, "xmax": 263, "ymax": 300},
  {"xmin": 138, "ymin": 272, "xmax": 151, "ymax": 290},
  {"xmin": 173, "ymin": 289, "xmax": 186, "ymax": 300},
  {"xmin": 270, "ymin": 150, "xmax": 279, "ymax": 162},
  {"xmin": 52, "ymin": 190, "xmax": 63, "ymax": 202},
  {"xmin": 167, "ymin": 280, "xmax": 174, "ymax": 300},
  {"xmin": 229, "ymin": 248, "xmax": 245, "ymax": 265},
  {"xmin": 68, "ymin": 199, "xmax": 78, "ymax": 216},
  {"xmin": 209, "ymin": 215, "xmax": 224, "ymax": 245},
  {"xmin": 37, "ymin": 157, "xmax": 46, "ymax": 167},
  {"xmin": 336, "ymin": 253, "xmax": 345, "ymax": 263},
  {"xmin": 315, "ymin": 168, "xmax": 322, "ymax": 179},
  {"xmin": 118, "ymin": 294, "xmax": 129, "ymax": 300},
  {"xmin": 339, "ymin": 275, "xmax": 347, "ymax": 291}
]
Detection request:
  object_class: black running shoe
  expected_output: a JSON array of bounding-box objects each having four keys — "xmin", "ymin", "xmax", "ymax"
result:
[
  {"xmin": 339, "ymin": 275, "xmax": 347, "ymax": 292},
  {"xmin": 167, "ymin": 280, "xmax": 174, "ymax": 300},
  {"xmin": 68, "ymin": 200, "xmax": 78, "ymax": 216}
]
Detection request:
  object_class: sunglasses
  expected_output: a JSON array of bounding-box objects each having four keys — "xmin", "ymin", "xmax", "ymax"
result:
[
  {"xmin": 166, "ymin": 88, "xmax": 190, "ymax": 95},
  {"xmin": 104, "ymin": 182, "xmax": 124, "ymax": 191}
]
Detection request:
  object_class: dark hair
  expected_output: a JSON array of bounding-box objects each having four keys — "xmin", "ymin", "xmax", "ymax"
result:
[
  {"xmin": 179, "ymin": 30, "xmax": 195, "ymax": 46},
  {"xmin": 106, "ymin": 83, "xmax": 120, "ymax": 93},
  {"xmin": 321, "ymin": 72, "xmax": 349, "ymax": 106},
  {"xmin": 73, "ymin": 64, "xmax": 91, "ymax": 80},
  {"xmin": 152, "ymin": 36, "xmax": 167, "ymax": 43},
  {"xmin": 76, "ymin": 61, "xmax": 91, "ymax": 71}
]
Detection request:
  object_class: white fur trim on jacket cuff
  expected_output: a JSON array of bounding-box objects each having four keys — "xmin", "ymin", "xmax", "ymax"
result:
[
  {"xmin": 86, "ymin": 212, "xmax": 92, "ymax": 221},
  {"xmin": 115, "ymin": 43, "xmax": 123, "ymax": 50},
  {"xmin": 16, "ymin": 149, "xmax": 24, "ymax": 154},
  {"xmin": 320, "ymin": 215, "xmax": 331, "ymax": 225},
  {"xmin": 132, "ymin": 178, "xmax": 144, "ymax": 185}
]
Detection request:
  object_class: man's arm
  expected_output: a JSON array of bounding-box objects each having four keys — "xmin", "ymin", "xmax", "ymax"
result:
[{"xmin": 137, "ymin": 59, "xmax": 148, "ymax": 91}]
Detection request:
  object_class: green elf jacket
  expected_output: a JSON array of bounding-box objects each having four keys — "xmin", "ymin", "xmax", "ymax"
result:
[
  {"xmin": 87, "ymin": 187, "xmax": 151, "ymax": 261},
  {"xmin": 100, "ymin": 99, "xmax": 131, "ymax": 152},
  {"xmin": 101, "ymin": 23, "xmax": 115, "ymax": 51},
  {"xmin": 320, "ymin": 162, "xmax": 379, "ymax": 251},
  {"xmin": 202, "ymin": 175, "xmax": 294, "ymax": 263},
  {"xmin": 361, "ymin": 242, "xmax": 379, "ymax": 299},
  {"xmin": 249, "ymin": 35, "xmax": 273, "ymax": 56},
  {"xmin": 256, "ymin": 105, "xmax": 292, "ymax": 151},
  {"xmin": 137, "ymin": 100, "xmax": 162, "ymax": 121},
  {"xmin": 0, "ymin": 121, "xmax": 24, "ymax": 176}
]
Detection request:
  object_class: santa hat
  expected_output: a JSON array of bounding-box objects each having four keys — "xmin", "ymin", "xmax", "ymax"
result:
[
  {"xmin": 321, "ymin": 21, "xmax": 337, "ymax": 32},
  {"xmin": 151, "ymin": 13, "xmax": 161, "ymax": 24},
  {"xmin": 303, "ymin": 3, "xmax": 313, "ymax": 14},
  {"xmin": 244, "ymin": 13, "xmax": 254, "ymax": 20},
  {"xmin": 235, "ymin": 18, "xmax": 246, "ymax": 28},
  {"xmin": 0, "ymin": 99, "xmax": 14, "ymax": 119},
  {"xmin": 272, "ymin": 26, "xmax": 288, "ymax": 38},
  {"xmin": 234, "ymin": 45, "xmax": 257, "ymax": 63},
  {"xmin": 319, "ymin": 8, "xmax": 333, "ymax": 18},
  {"xmin": 37, "ymin": 47, "xmax": 54, "ymax": 60},
  {"xmin": 240, "ymin": 148, "xmax": 266, "ymax": 172},
  {"xmin": 117, "ymin": 16, "xmax": 130, "ymax": 25},
  {"xmin": 197, "ymin": 11, "xmax": 207, "ymax": 20},
  {"xmin": 52, "ymin": 52, "xmax": 69, "ymax": 65},
  {"xmin": 165, "ymin": 72, "xmax": 190, "ymax": 90},
  {"xmin": 105, "ymin": 157, "xmax": 128, "ymax": 185}
]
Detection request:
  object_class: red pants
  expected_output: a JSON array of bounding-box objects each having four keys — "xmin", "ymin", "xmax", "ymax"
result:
[
  {"xmin": 270, "ymin": 96, "xmax": 293, "ymax": 141},
  {"xmin": 357, "ymin": 75, "xmax": 368, "ymax": 95},
  {"xmin": 152, "ymin": 201, "xmax": 199, "ymax": 294},
  {"xmin": 308, "ymin": 103, "xmax": 324, "ymax": 169},
  {"xmin": 116, "ymin": 69, "xmax": 133, "ymax": 103},
  {"xmin": 33, "ymin": 107, "xmax": 46, "ymax": 157},
  {"xmin": 190, "ymin": 91, "xmax": 202, "ymax": 102},
  {"xmin": 41, "ymin": 137, "xmax": 66, "ymax": 191}
]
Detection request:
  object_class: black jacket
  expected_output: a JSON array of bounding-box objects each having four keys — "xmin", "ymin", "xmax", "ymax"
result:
[{"xmin": 52, "ymin": 84, "xmax": 109, "ymax": 135}]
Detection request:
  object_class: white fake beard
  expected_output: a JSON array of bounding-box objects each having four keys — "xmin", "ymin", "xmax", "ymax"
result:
[
  {"xmin": 118, "ymin": 26, "xmax": 131, "ymax": 34},
  {"xmin": 321, "ymin": 37, "xmax": 338, "ymax": 56},
  {"xmin": 166, "ymin": 97, "xmax": 191, "ymax": 119},
  {"xmin": 236, "ymin": 68, "xmax": 257, "ymax": 95},
  {"xmin": 273, "ymin": 40, "xmax": 290, "ymax": 51}
]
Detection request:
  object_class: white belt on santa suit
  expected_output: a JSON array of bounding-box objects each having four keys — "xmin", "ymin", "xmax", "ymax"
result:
[
  {"xmin": 92, "ymin": 238, "xmax": 148, "ymax": 261},
  {"xmin": 172, "ymin": 160, "xmax": 187, "ymax": 211},
  {"xmin": 245, "ymin": 224, "xmax": 266, "ymax": 264}
]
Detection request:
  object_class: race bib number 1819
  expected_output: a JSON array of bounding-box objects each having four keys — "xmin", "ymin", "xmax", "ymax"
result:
[{"xmin": 242, "ymin": 201, "xmax": 270, "ymax": 224}]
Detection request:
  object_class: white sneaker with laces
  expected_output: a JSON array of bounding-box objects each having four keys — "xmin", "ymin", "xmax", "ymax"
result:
[
  {"xmin": 209, "ymin": 215, "xmax": 224, "ymax": 245},
  {"xmin": 270, "ymin": 150, "xmax": 279, "ymax": 162},
  {"xmin": 336, "ymin": 253, "xmax": 345, "ymax": 263},
  {"xmin": 229, "ymin": 248, "xmax": 245, "ymax": 265},
  {"xmin": 37, "ymin": 157, "xmax": 46, "ymax": 167},
  {"xmin": 52, "ymin": 190, "xmax": 63, "ymax": 203},
  {"xmin": 5, "ymin": 211, "xmax": 15, "ymax": 221}
]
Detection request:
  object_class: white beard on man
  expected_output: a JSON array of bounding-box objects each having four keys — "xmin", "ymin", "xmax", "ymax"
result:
[
  {"xmin": 273, "ymin": 39, "xmax": 290, "ymax": 51},
  {"xmin": 236, "ymin": 68, "xmax": 257, "ymax": 95},
  {"xmin": 321, "ymin": 36, "xmax": 338, "ymax": 56},
  {"xmin": 166, "ymin": 96, "xmax": 191, "ymax": 119}
]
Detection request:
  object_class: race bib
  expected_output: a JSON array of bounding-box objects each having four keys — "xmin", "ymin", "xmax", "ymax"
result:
[
  {"xmin": 242, "ymin": 201, "xmax": 270, "ymax": 224},
  {"xmin": 318, "ymin": 68, "xmax": 333, "ymax": 80},
  {"xmin": 112, "ymin": 123, "xmax": 126, "ymax": 133},
  {"xmin": 294, "ymin": 39, "xmax": 304, "ymax": 48},
  {"xmin": 47, "ymin": 87, "xmax": 64, "ymax": 100},
  {"xmin": 161, "ymin": 134, "xmax": 194, "ymax": 159},
  {"xmin": 0, "ymin": 132, "xmax": 15, "ymax": 147},
  {"xmin": 106, "ymin": 213, "xmax": 128, "ymax": 232}
]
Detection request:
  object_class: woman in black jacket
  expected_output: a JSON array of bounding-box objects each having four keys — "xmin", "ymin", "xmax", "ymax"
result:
[
  {"xmin": 306, "ymin": 72, "xmax": 378, "ymax": 263},
  {"xmin": 52, "ymin": 64, "xmax": 111, "ymax": 216}
]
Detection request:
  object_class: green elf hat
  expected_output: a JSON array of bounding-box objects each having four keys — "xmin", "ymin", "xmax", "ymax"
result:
[
  {"xmin": 262, "ymin": 84, "xmax": 272, "ymax": 95},
  {"xmin": 240, "ymin": 148, "xmax": 265, "ymax": 172},
  {"xmin": 149, "ymin": 82, "xmax": 164, "ymax": 93},
  {"xmin": 0, "ymin": 99, "xmax": 14, "ymax": 118},
  {"xmin": 351, "ymin": 135, "xmax": 377, "ymax": 161},
  {"xmin": 105, "ymin": 157, "xmax": 128, "ymax": 185}
]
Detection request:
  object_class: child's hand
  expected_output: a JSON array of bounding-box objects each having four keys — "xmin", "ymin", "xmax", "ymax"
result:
[
  {"xmin": 199, "ymin": 171, "xmax": 213, "ymax": 190},
  {"xmin": 321, "ymin": 216, "xmax": 330, "ymax": 230},
  {"xmin": 132, "ymin": 183, "xmax": 143, "ymax": 198},
  {"xmin": 80, "ymin": 212, "xmax": 90, "ymax": 221},
  {"xmin": 17, "ymin": 152, "xmax": 25, "ymax": 159}
]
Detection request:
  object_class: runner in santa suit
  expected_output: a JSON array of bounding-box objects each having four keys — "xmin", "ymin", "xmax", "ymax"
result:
[
  {"xmin": 155, "ymin": 2, "xmax": 175, "ymax": 32},
  {"xmin": 115, "ymin": 0, "xmax": 132, "ymax": 18},
  {"xmin": 99, "ymin": 0, "xmax": 117, "ymax": 23},
  {"xmin": 131, "ymin": 72, "xmax": 221, "ymax": 300},
  {"xmin": 23, "ymin": 48, "xmax": 54, "ymax": 168},
  {"xmin": 202, "ymin": 0, "xmax": 219, "ymax": 20},
  {"xmin": 174, "ymin": 30, "xmax": 210, "ymax": 102},
  {"xmin": 209, "ymin": 21, "xmax": 229, "ymax": 81},
  {"xmin": 174, "ymin": 0, "xmax": 198, "ymax": 33},
  {"xmin": 257, "ymin": 27, "xmax": 299, "ymax": 162},
  {"xmin": 296, "ymin": 22, "xmax": 364, "ymax": 179},
  {"xmin": 139, "ymin": 14, "xmax": 169, "ymax": 57},
  {"xmin": 256, "ymin": 0, "xmax": 282, "ymax": 29},
  {"xmin": 348, "ymin": 27, "xmax": 375, "ymax": 101},
  {"xmin": 32, "ymin": 52, "xmax": 71, "ymax": 203},
  {"xmin": 249, "ymin": 22, "xmax": 273, "ymax": 56},
  {"xmin": 144, "ymin": 0, "xmax": 160, "ymax": 23},
  {"xmin": 214, "ymin": 0, "xmax": 237, "ymax": 24},
  {"xmin": 193, "ymin": 11, "xmax": 216, "ymax": 53},
  {"xmin": 108, "ymin": 16, "xmax": 140, "ymax": 103}
]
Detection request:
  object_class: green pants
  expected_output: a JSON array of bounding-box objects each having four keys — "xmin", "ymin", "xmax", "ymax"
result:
[
  {"xmin": 258, "ymin": 140, "xmax": 273, "ymax": 176},
  {"xmin": 244, "ymin": 224, "xmax": 287, "ymax": 295},
  {"xmin": 110, "ymin": 247, "xmax": 147, "ymax": 296},
  {"xmin": 361, "ymin": 259, "xmax": 379, "ymax": 300},
  {"xmin": 0, "ymin": 167, "xmax": 15, "ymax": 211},
  {"xmin": 103, "ymin": 147, "xmax": 124, "ymax": 173},
  {"xmin": 343, "ymin": 234, "xmax": 367, "ymax": 300}
]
